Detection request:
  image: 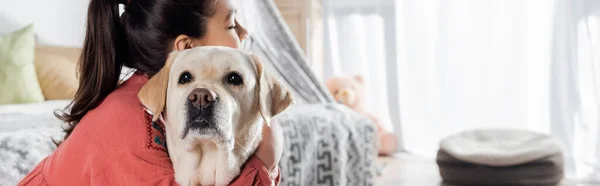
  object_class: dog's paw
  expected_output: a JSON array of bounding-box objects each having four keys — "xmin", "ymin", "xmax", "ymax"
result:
[
  {"xmin": 197, "ymin": 178, "xmax": 215, "ymax": 186},
  {"xmin": 214, "ymin": 176, "xmax": 235, "ymax": 186},
  {"xmin": 214, "ymin": 167, "xmax": 239, "ymax": 186}
]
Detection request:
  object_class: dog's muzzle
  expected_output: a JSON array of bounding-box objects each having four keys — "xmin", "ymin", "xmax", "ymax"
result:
[{"xmin": 183, "ymin": 88, "xmax": 219, "ymax": 139}]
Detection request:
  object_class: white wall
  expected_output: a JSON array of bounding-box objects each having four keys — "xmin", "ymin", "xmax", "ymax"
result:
[{"xmin": 0, "ymin": 0, "xmax": 88, "ymax": 47}]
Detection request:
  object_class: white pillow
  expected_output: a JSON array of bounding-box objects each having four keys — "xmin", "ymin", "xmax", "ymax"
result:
[{"xmin": 440, "ymin": 129, "xmax": 562, "ymax": 166}]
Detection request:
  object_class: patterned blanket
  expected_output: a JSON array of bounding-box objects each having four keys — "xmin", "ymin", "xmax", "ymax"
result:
[
  {"xmin": 0, "ymin": 127, "xmax": 63, "ymax": 186},
  {"xmin": 0, "ymin": 101, "xmax": 67, "ymax": 186},
  {"xmin": 278, "ymin": 104, "xmax": 378, "ymax": 186}
]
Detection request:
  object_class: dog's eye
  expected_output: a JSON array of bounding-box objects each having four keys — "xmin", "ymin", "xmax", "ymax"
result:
[
  {"xmin": 178, "ymin": 72, "xmax": 193, "ymax": 84},
  {"xmin": 225, "ymin": 72, "xmax": 244, "ymax": 86}
]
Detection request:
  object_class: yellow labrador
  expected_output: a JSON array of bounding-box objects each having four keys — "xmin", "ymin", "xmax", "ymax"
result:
[{"xmin": 138, "ymin": 47, "xmax": 294, "ymax": 186}]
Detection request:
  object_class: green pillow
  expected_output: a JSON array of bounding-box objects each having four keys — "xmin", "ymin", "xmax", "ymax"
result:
[{"xmin": 0, "ymin": 25, "xmax": 45, "ymax": 104}]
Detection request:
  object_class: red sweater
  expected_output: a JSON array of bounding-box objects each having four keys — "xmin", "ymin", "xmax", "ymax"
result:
[{"xmin": 19, "ymin": 73, "xmax": 279, "ymax": 186}]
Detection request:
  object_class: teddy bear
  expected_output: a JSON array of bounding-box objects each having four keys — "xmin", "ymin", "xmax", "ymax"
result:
[{"xmin": 326, "ymin": 75, "xmax": 398, "ymax": 156}]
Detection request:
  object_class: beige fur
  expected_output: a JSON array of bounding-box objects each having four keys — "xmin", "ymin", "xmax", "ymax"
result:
[{"xmin": 138, "ymin": 47, "xmax": 294, "ymax": 186}]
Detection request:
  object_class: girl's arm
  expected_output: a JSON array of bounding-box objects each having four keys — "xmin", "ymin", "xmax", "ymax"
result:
[
  {"xmin": 230, "ymin": 156, "xmax": 281, "ymax": 186},
  {"xmin": 90, "ymin": 149, "xmax": 279, "ymax": 186}
]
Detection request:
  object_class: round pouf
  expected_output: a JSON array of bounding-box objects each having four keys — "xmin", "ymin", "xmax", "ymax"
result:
[{"xmin": 436, "ymin": 129, "xmax": 564, "ymax": 185}]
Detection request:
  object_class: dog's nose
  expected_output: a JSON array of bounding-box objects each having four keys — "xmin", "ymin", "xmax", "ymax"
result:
[{"xmin": 188, "ymin": 88, "xmax": 217, "ymax": 107}]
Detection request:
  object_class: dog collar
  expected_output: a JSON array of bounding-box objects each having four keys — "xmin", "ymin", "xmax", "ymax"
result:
[{"xmin": 143, "ymin": 106, "xmax": 166, "ymax": 123}]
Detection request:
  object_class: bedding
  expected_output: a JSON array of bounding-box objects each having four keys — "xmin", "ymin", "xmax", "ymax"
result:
[
  {"xmin": 0, "ymin": 100, "xmax": 69, "ymax": 186},
  {"xmin": 277, "ymin": 103, "xmax": 377, "ymax": 186},
  {"xmin": 0, "ymin": 100, "xmax": 69, "ymax": 132}
]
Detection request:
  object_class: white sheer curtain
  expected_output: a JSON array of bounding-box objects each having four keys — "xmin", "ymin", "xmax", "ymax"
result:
[
  {"xmin": 393, "ymin": 0, "xmax": 600, "ymax": 182},
  {"xmin": 552, "ymin": 0, "xmax": 600, "ymax": 182},
  {"xmin": 323, "ymin": 0, "xmax": 398, "ymax": 133}
]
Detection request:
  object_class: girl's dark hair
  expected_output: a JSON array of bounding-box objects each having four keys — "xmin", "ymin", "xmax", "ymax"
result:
[{"xmin": 55, "ymin": 0, "xmax": 217, "ymax": 144}]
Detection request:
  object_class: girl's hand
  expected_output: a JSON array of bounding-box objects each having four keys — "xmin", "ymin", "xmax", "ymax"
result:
[{"xmin": 255, "ymin": 120, "xmax": 283, "ymax": 179}]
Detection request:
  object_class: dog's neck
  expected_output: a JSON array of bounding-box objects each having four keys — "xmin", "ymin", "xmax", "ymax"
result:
[
  {"xmin": 166, "ymin": 123, "xmax": 262, "ymax": 186},
  {"xmin": 168, "ymin": 135, "xmax": 233, "ymax": 186}
]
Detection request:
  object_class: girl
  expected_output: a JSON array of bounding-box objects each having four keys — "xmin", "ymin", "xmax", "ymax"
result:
[{"xmin": 19, "ymin": 0, "xmax": 282, "ymax": 185}]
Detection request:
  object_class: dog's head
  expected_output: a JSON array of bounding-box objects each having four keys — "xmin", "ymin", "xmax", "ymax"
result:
[{"xmin": 138, "ymin": 47, "xmax": 294, "ymax": 151}]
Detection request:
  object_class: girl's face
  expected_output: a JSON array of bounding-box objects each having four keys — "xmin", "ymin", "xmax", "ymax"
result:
[
  {"xmin": 201, "ymin": 0, "xmax": 247, "ymax": 48},
  {"xmin": 174, "ymin": 0, "xmax": 248, "ymax": 50}
]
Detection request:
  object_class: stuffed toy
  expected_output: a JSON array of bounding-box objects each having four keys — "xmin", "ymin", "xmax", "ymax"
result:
[{"xmin": 326, "ymin": 75, "xmax": 398, "ymax": 156}]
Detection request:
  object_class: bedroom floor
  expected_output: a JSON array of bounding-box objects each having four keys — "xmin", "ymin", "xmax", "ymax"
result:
[{"xmin": 376, "ymin": 153, "xmax": 598, "ymax": 186}]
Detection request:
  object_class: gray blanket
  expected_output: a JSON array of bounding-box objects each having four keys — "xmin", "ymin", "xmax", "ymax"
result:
[
  {"xmin": 0, "ymin": 127, "xmax": 63, "ymax": 186},
  {"xmin": 278, "ymin": 104, "xmax": 378, "ymax": 186}
]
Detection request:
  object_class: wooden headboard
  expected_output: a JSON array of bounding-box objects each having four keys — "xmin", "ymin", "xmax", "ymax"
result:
[
  {"xmin": 273, "ymin": 0, "xmax": 324, "ymax": 80},
  {"xmin": 273, "ymin": 0, "xmax": 321, "ymax": 53}
]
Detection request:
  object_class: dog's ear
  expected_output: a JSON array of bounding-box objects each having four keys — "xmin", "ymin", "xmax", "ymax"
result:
[
  {"xmin": 138, "ymin": 51, "xmax": 178, "ymax": 121},
  {"xmin": 251, "ymin": 55, "xmax": 294, "ymax": 126}
]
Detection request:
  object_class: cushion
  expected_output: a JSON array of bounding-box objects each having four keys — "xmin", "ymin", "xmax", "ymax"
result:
[
  {"xmin": 34, "ymin": 45, "xmax": 80, "ymax": 100},
  {"xmin": 436, "ymin": 129, "xmax": 564, "ymax": 185},
  {"xmin": 439, "ymin": 129, "xmax": 562, "ymax": 166},
  {"xmin": 0, "ymin": 25, "xmax": 45, "ymax": 104}
]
